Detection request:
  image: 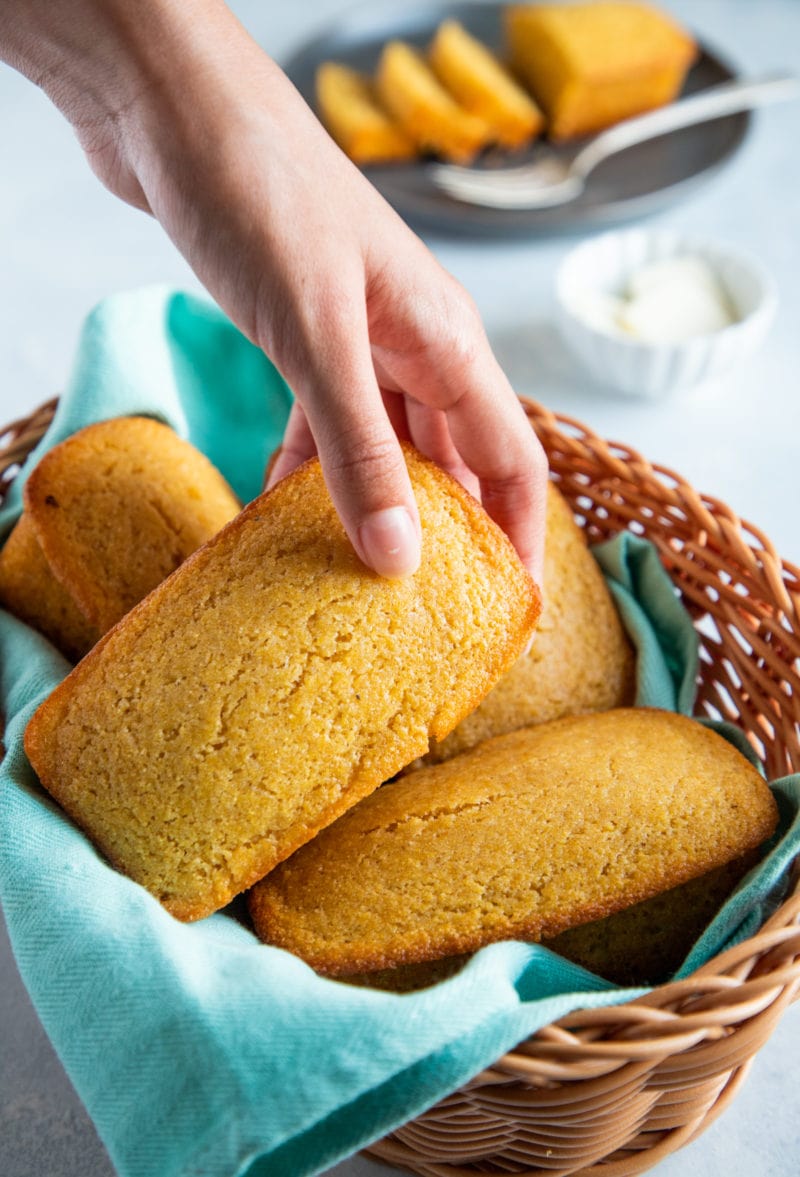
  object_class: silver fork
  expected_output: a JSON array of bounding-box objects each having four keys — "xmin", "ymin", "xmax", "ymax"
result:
[{"xmin": 429, "ymin": 73, "xmax": 800, "ymax": 210}]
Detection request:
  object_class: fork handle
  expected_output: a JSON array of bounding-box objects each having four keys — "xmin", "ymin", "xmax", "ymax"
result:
[{"xmin": 572, "ymin": 72, "xmax": 800, "ymax": 180}]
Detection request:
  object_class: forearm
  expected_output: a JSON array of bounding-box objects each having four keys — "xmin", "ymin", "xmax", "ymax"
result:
[
  {"xmin": 0, "ymin": 0, "xmax": 240, "ymax": 126},
  {"xmin": 0, "ymin": 0, "xmax": 326, "ymax": 311},
  {"xmin": 0, "ymin": 0, "xmax": 298, "ymax": 209}
]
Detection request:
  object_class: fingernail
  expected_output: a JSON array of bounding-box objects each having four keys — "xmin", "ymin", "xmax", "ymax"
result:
[{"xmin": 358, "ymin": 507, "xmax": 420, "ymax": 578}]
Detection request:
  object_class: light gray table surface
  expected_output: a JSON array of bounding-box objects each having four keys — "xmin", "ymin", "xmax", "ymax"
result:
[{"xmin": 1, "ymin": 2, "xmax": 799, "ymax": 1175}]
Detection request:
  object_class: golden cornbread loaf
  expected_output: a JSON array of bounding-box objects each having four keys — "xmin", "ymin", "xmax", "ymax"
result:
[
  {"xmin": 316, "ymin": 63, "xmax": 416, "ymax": 163},
  {"xmin": 25, "ymin": 447, "xmax": 540, "ymax": 922},
  {"xmin": 0, "ymin": 512, "xmax": 99, "ymax": 660},
  {"xmin": 505, "ymin": 2, "xmax": 697, "ymax": 141},
  {"xmin": 249, "ymin": 709, "xmax": 778, "ymax": 976},
  {"xmin": 0, "ymin": 417, "xmax": 241, "ymax": 660},
  {"xmin": 23, "ymin": 416, "xmax": 241, "ymax": 634},
  {"xmin": 429, "ymin": 20, "xmax": 544, "ymax": 149},
  {"xmin": 376, "ymin": 40, "xmax": 492, "ymax": 163},
  {"xmin": 425, "ymin": 480, "xmax": 635, "ymax": 763}
]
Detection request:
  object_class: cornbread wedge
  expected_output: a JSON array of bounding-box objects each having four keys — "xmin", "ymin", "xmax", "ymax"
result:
[
  {"xmin": 25, "ymin": 447, "xmax": 540, "ymax": 922},
  {"xmin": 430, "ymin": 19, "xmax": 544, "ymax": 149},
  {"xmin": 506, "ymin": 2, "xmax": 697, "ymax": 141},
  {"xmin": 316, "ymin": 62, "xmax": 416, "ymax": 163},
  {"xmin": 0, "ymin": 417, "xmax": 240, "ymax": 659},
  {"xmin": 249, "ymin": 709, "xmax": 778, "ymax": 976},
  {"xmin": 376, "ymin": 40, "xmax": 492, "ymax": 163},
  {"xmin": 424, "ymin": 481, "xmax": 635, "ymax": 763}
]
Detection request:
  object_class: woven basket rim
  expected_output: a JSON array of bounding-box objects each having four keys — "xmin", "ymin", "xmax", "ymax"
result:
[{"xmin": 2, "ymin": 397, "xmax": 800, "ymax": 1149}]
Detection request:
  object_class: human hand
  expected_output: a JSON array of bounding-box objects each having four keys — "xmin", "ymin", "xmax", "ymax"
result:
[{"xmin": 1, "ymin": 0, "xmax": 548, "ymax": 581}]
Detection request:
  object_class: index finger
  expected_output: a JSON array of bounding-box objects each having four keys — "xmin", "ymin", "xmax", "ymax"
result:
[{"xmin": 370, "ymin": 282, "xmax": 548, "ymax": 582}]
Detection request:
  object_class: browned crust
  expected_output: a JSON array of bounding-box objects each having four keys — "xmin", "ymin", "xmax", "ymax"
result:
[
  {"xmin": 408, "ymin": 452, "xmax": 541, "ymax": 743},
  {"xmin": 339, "ymin": 852, "xmax": 760, "ymax": 991},
  {"xmin": 249, "ymin": 888, "xmax": 654, "ymax": 977},
  {"xmin": 26, "ymin": 444, "xmax": 540, "ymax": 759},
  {"xmin": 249, "ymin": 838, "xmax": 769, "ymax": 978},
  {"xmin": 24, "ymin": 417, "xmax": 143, "ymax": 629}
]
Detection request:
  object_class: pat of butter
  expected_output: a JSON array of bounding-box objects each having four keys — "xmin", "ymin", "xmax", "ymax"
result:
[
  {"xmin": 620, "ymin": 257, "xmax": 737, "ymax": 342},
  {"xmin": 573, "ymin": 256, "xmax": 738, "ymax": 343}
]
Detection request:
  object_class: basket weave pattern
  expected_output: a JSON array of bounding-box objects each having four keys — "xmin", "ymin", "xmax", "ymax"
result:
[{"xmin": 2, "ymin": 398, "xmax": 799, "ymax": 1177}]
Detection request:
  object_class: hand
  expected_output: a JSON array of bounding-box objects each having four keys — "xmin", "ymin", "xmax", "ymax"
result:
[{"xmin": 0, "ymin": 0, "xmax": 548, "ymax": 581}]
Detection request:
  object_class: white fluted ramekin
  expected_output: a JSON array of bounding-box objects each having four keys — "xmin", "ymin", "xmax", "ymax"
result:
[{"xmin": 555, "ymin": 229, "xmax": 777, "ymax": 398}]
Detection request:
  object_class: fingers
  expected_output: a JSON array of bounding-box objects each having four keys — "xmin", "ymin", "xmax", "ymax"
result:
[
  {"xmin": 404, "ymin": 399, "xmax": 481, "ymax": 501},
  {"xmin": 275, "ymin": 306, "xmax": 422, "ymax": 579},
  {"xmin": 379, "ymin": 388, "xmax": 412, "ymax": 446},
  {"xmin": 448, "ymin": 385, "xmax": 548, "ymax": 585},
  {"xmin": 271, "ymin": 291, "xmax": 545, "ymax": 584},
  {"xmin": 268, "ymin": 395, "xmax": 421, "ymax": 580},
  {"xmin": 268, "ymin": 389, "xmax": 412, "ymax": 489},
  {"xmin": 266, "ymin": 401, "xmax": 316, "ymax": 488},
  {"xmin": 310, "ymin": 411, "xmax": 421, "ymax": 580},
  {"xmin": 371, "ymin": 286, "xmax": 548, "ymax": 584}
]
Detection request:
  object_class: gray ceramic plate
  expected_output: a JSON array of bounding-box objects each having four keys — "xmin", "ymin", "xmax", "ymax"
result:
[{"xmin": 281, "ymin": 0, "xmax": 750, "ymax": 236}]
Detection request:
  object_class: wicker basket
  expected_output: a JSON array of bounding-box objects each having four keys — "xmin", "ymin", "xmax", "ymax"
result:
[{"xmin": 2, "ymin": 398, "xmax": 800, "ymax": 1177}]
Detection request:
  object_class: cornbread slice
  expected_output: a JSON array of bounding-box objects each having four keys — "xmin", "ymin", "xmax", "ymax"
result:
[
  {"xmin": 23, "ymin": 417, "xmax": 241, "ymax": 635},
  {"xmin": 249, "ymin": 709, "xmax": 778, "ymax": 975},
  {"xmin": 429, "ymin": 20, "xmax": 544, "ymax": 149},
  {"xmin": 425, "ymin": 481, "xmax": 635, "ymax": 763},
  {"xmin": 506, "ymin": 2, "xmax": 697, "ymax": 141},
  {"xmin": 25, "ymin": 448, "xmax": 540, "ymax": 922},
  {"xmin": 376, "ymin": 40, "xmax": 492, "ymax": 163},
  {"xmin": 0, "ymin": 512, "xmax": 99, "ymax": 660},
  {"xmin": 316, "ymin": 62, "xmax": 416, "ymax": 163}
]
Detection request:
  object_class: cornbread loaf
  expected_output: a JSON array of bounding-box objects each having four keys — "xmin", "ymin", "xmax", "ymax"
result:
[
  {"xmin": 249, "ymin": 709, "xmax": 778, "ymax": 975},
  {"xmin": 25, "ymin": 447, "xmax": 540, "ymax": 922},
  {"xmin": 429, "ymin": 20, "xmax": 544, "ymax": 149},
  {"xmin": 376, "ymin": 41, "xmax": 492, "ymax": 163},
  {"xmin": 24, "ymin": 417, "xmax": 241, "ymax": 633},
  {"xmin": 505, "ymin": 2, "xmax": 697, "ymax": 141},
  {"xmin": 0, "ymin": 417, "xmax": 241, "ymax": 659},
  {"xmin": 316, "ymin": 63, "xmax": 416, "ymax": 163},
  {"xmin": 0, "ymin": 512, "xmax": 99, "ymax": 660},
  {"xmin": 425, "ymin": 480, "xmax": 635, "ymax": 764}
]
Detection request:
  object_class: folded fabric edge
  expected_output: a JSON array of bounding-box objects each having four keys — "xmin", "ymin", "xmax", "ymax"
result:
[
  {"xmin": 592, "ymin": 533, "xmax": 700, "ymax": 715},
  {"xmin": 229, "ymin": 984, "xmax": 648, "ymax": 1177}
]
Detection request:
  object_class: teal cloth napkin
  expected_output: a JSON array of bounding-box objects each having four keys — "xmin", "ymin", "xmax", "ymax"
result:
[{"xmin": 2, "ymin": 286, "xmax": 799, "ymax": 1177}]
